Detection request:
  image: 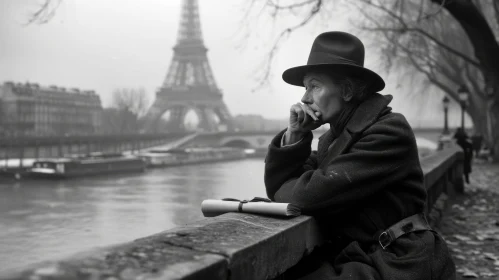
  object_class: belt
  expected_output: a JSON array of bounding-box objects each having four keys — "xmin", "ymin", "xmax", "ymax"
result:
[{"xmin": 378, "ymin": 213, "xmax": 432, "ymax": 250}]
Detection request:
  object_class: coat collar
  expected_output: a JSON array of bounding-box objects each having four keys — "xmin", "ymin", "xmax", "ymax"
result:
[
  {"xmin": 346, "ymin": 93, "xmax": 393, "ymax": 134},
  {"xmin": 319, "ymin": 93, "xmax": 392, "ymax": 163}
]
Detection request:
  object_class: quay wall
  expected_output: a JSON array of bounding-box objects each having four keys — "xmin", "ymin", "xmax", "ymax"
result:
[
  {"xmin": 0, "ymin": 133, "xmax": 188, "ymax": 166},
  {"xmin": 0, "ymin": 147, "xmax": 464, "ymax": 280}
]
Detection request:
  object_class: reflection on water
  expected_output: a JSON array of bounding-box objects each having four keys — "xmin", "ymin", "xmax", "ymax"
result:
[{"xmin": 0, "ymin": 159, "xmax": 267, "ymax": 273}]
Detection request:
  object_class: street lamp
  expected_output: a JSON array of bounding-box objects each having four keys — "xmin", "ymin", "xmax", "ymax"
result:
[
  {"xmin": 457, "ymin": 85, "xmax": 469, "ymax": 130},
  {"xmin": 442, "ymin": 95, "xmax": 450, "ymax": 135}
]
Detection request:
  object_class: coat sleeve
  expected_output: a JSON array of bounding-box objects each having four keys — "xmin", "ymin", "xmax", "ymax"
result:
[
  {"xmin": 264, "ymin": 114, "xmax": 420, "ymax": 214},
  {"xmin": 264, "ymin": 129, "xmax": 318, "ymax": 200}
]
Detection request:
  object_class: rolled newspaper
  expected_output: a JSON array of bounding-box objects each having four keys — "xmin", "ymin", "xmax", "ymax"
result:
[{"xmin": 201, "ymin": 199, "xmax": 301, "ymax": 217}]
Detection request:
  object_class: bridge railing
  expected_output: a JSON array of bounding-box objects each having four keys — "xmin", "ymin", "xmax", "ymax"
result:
[{"xmin": 1, "ymin": 147, "xmax": 463, "ymax": 280}]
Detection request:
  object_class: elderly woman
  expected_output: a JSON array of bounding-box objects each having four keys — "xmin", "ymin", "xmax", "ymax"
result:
[{"xmin": 264, "ymin": 32, "xmax": 455, "ymax": 279}]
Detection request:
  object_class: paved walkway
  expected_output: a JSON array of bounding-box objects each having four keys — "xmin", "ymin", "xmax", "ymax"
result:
[{"xmin": 438, "ymin": 161, "xmax": 499, "ymax": 279}]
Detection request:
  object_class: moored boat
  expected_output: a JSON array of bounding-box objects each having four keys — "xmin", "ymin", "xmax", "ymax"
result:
[
  {"xmin": 29, "ymin": 153, "xmax": 146, "ymax": 179},
  {"xmin": 138, "ymin": 147, "xmax": 246, "ymax": 167}
]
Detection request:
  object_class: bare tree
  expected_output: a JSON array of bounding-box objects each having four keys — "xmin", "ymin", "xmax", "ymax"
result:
[
  {"xmin": 111, "ymin": 87, "xmax": 149, "ymax": 118},
  {"xmin": 349, "ymin": 1, "xmax": 487, "ymax": 126},
  {"xmin": 100, "ymin": 87, "xmax": 150, "ymax": 134},
  {"xmin": 100, "ymin": 108, "xmax": 136, "ymax": 134},
  {"xmin": 353, "ymin": 0, "xmax": 499, "ymax": 160}
]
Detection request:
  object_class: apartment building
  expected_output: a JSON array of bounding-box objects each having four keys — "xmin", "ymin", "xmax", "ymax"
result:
[{"xmin": 0, "ymin": 81, "xmax": 103, "ymax": 136}]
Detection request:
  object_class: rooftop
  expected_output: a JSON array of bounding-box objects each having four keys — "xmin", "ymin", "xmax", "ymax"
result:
[{"xmin": 3, "ymin": 81, "xmax": 98, "ymax": 96}]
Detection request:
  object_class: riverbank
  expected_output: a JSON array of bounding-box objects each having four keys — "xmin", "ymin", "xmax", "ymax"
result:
[
  {"xmin": 0, "ymin": 147, "xmax": 260, "ymax": 181},
  {"xmin": 438, "ymin": 161, "xmax": 499, "ymax": 279}
]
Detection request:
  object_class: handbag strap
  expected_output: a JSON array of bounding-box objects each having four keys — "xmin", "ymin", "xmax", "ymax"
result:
[{"xmin": 378, "ymin": 213, "xmax": 433, "ymax": 250}]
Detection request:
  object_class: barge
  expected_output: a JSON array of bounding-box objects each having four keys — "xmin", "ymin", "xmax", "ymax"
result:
[
  {"xmin": 29, "ymin": 152, "xmax": 146, "ymax": 179},
  {"xmin": 138, "ymin": 147, "xmax": 246, "ymax": 167}
]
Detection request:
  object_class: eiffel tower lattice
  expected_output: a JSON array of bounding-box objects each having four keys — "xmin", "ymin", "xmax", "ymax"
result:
[{"xmin": 144, "ymin": 0, "xmax": 234, "ymax": 132}]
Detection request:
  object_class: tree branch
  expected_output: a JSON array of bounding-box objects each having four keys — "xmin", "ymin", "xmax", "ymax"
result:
[
  {"xmin": 26, "ymin": 0, "xmax": 62, "ymax": 25},
  {"xmin": 358, "ymin": 4, "xmax": 460, "ymax": 101},
  {"xmin": 462, "ymin": 61, "xmax": 485, "ymax": 99},
  {"xmin": 251, "ymin": 0, "xmax": 322, "ymax": 91},
  {"xmin": 407, "ymin": 52, "xmax": 457, "ymax": 100},
  {"xmin": 266, "ymin": 0, "xmax": 320, "ymax": 10},
  {"xmin": 359, "ymin": 0, "xmax": 480, "ymax": 68}
]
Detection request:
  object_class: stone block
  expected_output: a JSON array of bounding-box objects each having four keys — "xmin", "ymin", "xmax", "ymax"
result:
[
  {"xmin": 138, "ymin": 213, "xmax": 323, "ymax": 280},
  {"xmin": 1, "ymin": 242, "xmax": 227, "ymax": 280}
]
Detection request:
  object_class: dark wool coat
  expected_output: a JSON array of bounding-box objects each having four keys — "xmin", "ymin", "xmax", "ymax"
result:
[{"xmin": 265, "ymin": 93, "xmax": 455, "ymax": 280}]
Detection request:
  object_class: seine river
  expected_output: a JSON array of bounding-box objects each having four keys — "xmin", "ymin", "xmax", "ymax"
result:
[{"xmin": 0, "ymin": 158, "xmax": 268, "ymax": 273}]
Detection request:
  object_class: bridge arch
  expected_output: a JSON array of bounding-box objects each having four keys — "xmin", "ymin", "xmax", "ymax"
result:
[{"xmin": 158, "ymin": 105, "xmax": 202, "ymax": 132}]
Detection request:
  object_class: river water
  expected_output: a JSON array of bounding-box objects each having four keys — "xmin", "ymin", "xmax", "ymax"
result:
[{"xmin": 0, "ymin": 158, "xmax": 268, "ymax": 273}]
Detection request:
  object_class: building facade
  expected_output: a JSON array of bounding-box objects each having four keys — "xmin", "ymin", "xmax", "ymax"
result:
[{"xmin": 0, "ymin": 81, "xmax": 103, "ymax": 136}]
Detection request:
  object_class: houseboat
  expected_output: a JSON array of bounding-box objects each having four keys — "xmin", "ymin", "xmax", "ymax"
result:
[
  {"xmin": 138, "ymin": 147, "xmax": 246, "ymax": 167},
  {"xmin": 29, "ymin": 153, "xmax": 146, "ymax": 179}
]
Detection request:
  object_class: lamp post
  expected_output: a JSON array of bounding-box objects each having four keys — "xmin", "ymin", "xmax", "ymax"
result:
[
  {"xmin": 442, "ymin": 96, "xmax": 450, "ymax": 135},
  {"xmin": 458, "ymin": 85, "xmax": 469, "ymax": 131}
]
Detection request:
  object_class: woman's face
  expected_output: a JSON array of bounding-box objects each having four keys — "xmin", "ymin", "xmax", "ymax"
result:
[{"xmin": 301, "ymin": 72, "xmax": 346, "ymax": 124}]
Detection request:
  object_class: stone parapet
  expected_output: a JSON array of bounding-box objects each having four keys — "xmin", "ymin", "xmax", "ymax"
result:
[
  {"xmin": 1, "ymin": 214, "xmax": 323, "ymax": 280},
  {"xmin": 422, "ymin": 146, "xmax": 463, "ymax": 226}
]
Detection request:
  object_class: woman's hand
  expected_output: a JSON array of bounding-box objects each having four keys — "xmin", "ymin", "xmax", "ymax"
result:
[{"xmin": 285, "ymin": 103, "xmax": 322, "ymax": 144}]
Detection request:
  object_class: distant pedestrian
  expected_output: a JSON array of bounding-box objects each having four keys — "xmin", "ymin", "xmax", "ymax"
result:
[
  {"xmin": 454, "ymin": 128, "xmax": 473, "ymax": 183},
  {"xmin": 471, "ymin": 133, "xmax": 483, "ymax": 158},
  {"xmin": 264, "ymin": 31, "xmax": 455, "ymax": 280}
]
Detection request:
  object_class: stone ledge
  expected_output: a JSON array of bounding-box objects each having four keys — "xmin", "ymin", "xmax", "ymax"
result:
[
  {"xmin": 1, "ymin": 214, "xmax": 323, "ymax": 280},
  {"xmin": 2, "ymin": 239, "xmax": 228, "ymax": 280},
  {"xmin": 421, "ymin": 146, "xmax": 462, "ymax": 190}
]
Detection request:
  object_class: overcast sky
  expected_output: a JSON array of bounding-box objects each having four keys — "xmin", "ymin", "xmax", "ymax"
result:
[{"xmin": 0, "ymin": 0, "xmax": 471, "ymax": 128}]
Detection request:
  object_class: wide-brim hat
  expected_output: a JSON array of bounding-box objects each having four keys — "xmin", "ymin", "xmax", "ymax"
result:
[{"xmin": 282, "ymin": 31, "xmax": 385, "ymax": 92}]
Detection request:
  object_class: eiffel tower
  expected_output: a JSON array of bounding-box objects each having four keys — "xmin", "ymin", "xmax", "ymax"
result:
[{"xmin": 145, "ymin": 0, "xmax": 234, "ymax": 132}]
